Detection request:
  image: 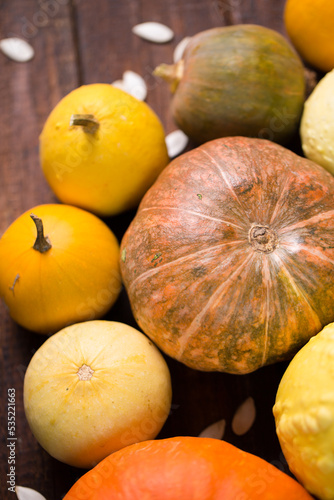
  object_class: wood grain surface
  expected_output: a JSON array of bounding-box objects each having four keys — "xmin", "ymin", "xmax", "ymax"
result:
[{"xmin": 0, "ymin": 1, "xmax": 318, "ymax": 498}]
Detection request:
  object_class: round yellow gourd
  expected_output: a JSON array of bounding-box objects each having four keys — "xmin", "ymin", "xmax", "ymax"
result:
[
  {"xmin": 23, "ymin": 320, "xmax": 172, "ymax": 468},
  {"xmin": 284, "ymin": 0, "xmax": 334, "ymax": 73},
  {"xmin": 300, "ymin": 69, "xmax": 334, "ymax": 175},
  {"xmin": 39, "ymin": 84, "xmax": 170, "ymax": 216},
  {"xmin": 273, "ymin": 323, "xmax": 334, "ymax": 500},
  {"xmin": 0, "ymin": 204, "xmax": 121, "ymax": 334}
]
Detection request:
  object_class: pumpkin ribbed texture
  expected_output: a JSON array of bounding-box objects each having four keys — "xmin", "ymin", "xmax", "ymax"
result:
[{"xmin": 120, "ymin": 137, "xmax": 334, "ymax": 374}]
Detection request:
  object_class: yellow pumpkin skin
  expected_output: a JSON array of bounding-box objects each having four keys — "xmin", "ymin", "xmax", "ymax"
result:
[
  {"xmin": 39, "ymin": 84, "xmax": 170, "ymax": 217},
  {"xmin": 23, "ymin": 320, "xmax": 172, "ymax": 468},
  {"xmin": 284, "ymin": 0, "xmax": 334, "ymax": 73},
  {"xmin": 0, "ymin": 204, "xmax": 121, "ymax": 334},
  {"xmin": 273, "ymin": 323, "xmax": 334, "ymax": 499}
]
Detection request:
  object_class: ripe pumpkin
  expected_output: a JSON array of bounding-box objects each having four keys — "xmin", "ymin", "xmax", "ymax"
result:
[
  {"xmin": 24, "ymin": 320, "xmax": 172, "ymax": 468},
  {"xmin": 154, "ymin": 25, "xmax": 305, "ymax": 145},
  {"xmin": 63, "ymin": 436, "xmax": 313, "ymax": 499},
  {"xmin": 284, "ymin": 0, "xmax": 334, "ymax": 73},
  {"xmin": 0, "ymin": 204, "xmax": 121, "ymax": 334},
  {"xmin": 120, "ymin": 136, "xmax": 334, "ymax": 374}
]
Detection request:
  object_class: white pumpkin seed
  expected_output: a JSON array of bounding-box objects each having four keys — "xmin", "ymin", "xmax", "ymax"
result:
[
  {"xmin": 231, "ymin": 396, "xmax": 256, "ymax": 436},
  {"xmin": 165, "ymin": 129, "xmax": 188, "ymax": 158},
  {"xmin": 112, "ymin": 70, "xmax": 147, "ymax": 101},
  {"xmin": 198, "ymin": 418, "xmax": 226, "ymax": 439},
  {"xmin": 132, "ymin": 22, "xmax": 174, "ymax": 43},
  {"xmin": 0, "ymin": 38, "xmax": 34, "ymax": 62},
  {"xmin": 173, "ymin": 36, "xmax": 191, "ymax": 63},
  {"xmin": 123, "ymin": 71, "xmax": 147, "ymax": 100},
  {"xmin": 111, "ymin": 79, "xmax": 127, "ymax": 91},
  {"xmin": 16, "ymin": 485, "xmax": 47, "ymax": 500}
]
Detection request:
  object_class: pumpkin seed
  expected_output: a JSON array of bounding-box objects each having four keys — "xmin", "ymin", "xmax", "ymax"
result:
[
  {"xmin": 173, "ymin": 36, "xmax": 191, "ymax": 62},
  {"xmin": 231, "ymin": 396, "xmax": 256, "ymax": 435},
  {"xmin": 16, "ymin": 485, "xmax": 47, "ymax": 500},
  {"xmin": 112, "ymin": 70, "xmax": 147, "ymax": 101},
  {"xmin": 165, "ymin": 129, "xmax": 188, "ymax": 158},
  {"xmin": 132, "ymin": 22, "xmax": 174, "ymax": 43},
  {"xmin": 198, "ymin": 418, "xmax": 226, "ymax": 439},
  {"xmin": 0, "ymin": 37, "xmax": 34, "ymax": 62}
]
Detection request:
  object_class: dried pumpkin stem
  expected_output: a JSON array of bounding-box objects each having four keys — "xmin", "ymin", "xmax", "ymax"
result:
[
  {"xmin": 30, "ymin": 214, "xmax": 52, "ymax": 253},
  {"xmin": 77, "ymin": 364, "xmax": 94, "ymax": 381},
  {"xmin": 153, "ymin": 60, "xmax": 184, "ymax": 93},
  {"xmin": 70, "ymin": 114, "xmax": 100, "ymax": 134},
  {"xmin": 249, "ymin": 223, "xmax": 278, "ymax": 254}
]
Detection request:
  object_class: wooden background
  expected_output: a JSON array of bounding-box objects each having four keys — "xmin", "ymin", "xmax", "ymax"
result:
[{"xmin": 0, "ymin": 1, "xmax": 318, "ymax": 498}]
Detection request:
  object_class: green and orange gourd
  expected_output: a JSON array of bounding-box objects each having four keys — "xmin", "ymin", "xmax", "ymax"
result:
[{"xmin": 120, "ymin": 137, "xmax": 334, "ymax": 374}]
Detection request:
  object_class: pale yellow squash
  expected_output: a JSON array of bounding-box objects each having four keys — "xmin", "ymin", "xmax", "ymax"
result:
[
  {"xmin": 300, "ymin": 69, "xmax": 334, "ymax": 175},
  {"xmin": 273, "ymin": 323, "xmax": 334, "ymax": 500},
  {"xmin": 23, "ymin": 320, "xmax": 172, "ymax": 468}
]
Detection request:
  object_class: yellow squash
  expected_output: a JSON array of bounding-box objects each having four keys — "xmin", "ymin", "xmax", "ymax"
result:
[
  {"xmin": 273, "ymin": 323, "xmax": 334, "ymax": 500},
  {"xmin": 300, "ymin": 69, "xmax": 334, "ymax": 175},
  {"xmin": 39, "ymin": 84, "xmax": 169, "ymax": 216},
  {"xmin": 0, "ymin": 204, "xmax": 121, "ymax": 334},
  {"xmin": 23, "ymin": 320, "xmax": 172, "ymax": 468}
]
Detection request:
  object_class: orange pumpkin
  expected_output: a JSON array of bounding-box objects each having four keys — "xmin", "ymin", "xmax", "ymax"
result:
[
  {"xmin": 0, "ymin": 204, "xmax": 121, "ymax": 334},
  {"xmin": 63, "ymin": 436, "xmax": 313, "ymax": 499},
  {"xmin": 120, "ymin": 137, "xmax": 334, "ymax": 374}
]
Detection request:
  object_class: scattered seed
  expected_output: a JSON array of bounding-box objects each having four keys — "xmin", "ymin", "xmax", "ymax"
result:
[
  {"xmin": 231, "ymin": 396, "xmax": 256, "ymax": 436},
  {"xmin": 15, "ymin": 485, "xmax": 47, "ymax": 500},
  {"xmin": 112, "ymin": 70, "xmax": 147, "ymax": 101},
  {"xmin": 165, "ymin": 129, "xmax": 188, "ymax": 158},
  {"xmin": 0, "ymin": 38, "xmax": 34, "ymax": 62},
  {"xmin": 198, "ymin": 418, "xmax": 226, "ymax": 439},
  {"xmin": 173, "ymin": 36, "xmax": 191, "ymax": 62},
  {"xmin": 132, "ymin": 22, "xmax": 174, "ymax": 43}
]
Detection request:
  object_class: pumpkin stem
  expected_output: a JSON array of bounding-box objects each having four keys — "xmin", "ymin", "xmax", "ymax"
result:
[
  {"xmin": 77, "ymin": 364, "xmax": 94, "ymax": 381},
  {"xmin": 30, "ymin": 214, "xmax": 52, "ymax": 253},
  {"xmin": 70, "ymin": 114, "xmax": 100, "ymax": 134},
  {"xmin": 153, "ymin": 60, "xmax": 184, "ymax": 93},
  {"xmin": 249, "ymin": 223, "xmax": 278, "ymax": 254}
]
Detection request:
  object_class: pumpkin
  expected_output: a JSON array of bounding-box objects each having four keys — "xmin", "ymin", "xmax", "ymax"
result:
[
  {"xmin": 154, "ymin": 25, "xmax": 306, "ymax": 145},
  {"xmin": 120, "ymin": 137, "xmax": 334, "ymax": 374},
  {"xmin": 63, "ymin": 436, "xmax": 313, "ymax": 499},
  {"xmin": 0, "ymin": 204, "xmax": 121, "ymax": 334},
  {"xmin": 24, "ymin": 320, "xmax": 172, "ymax": 468},
  {"xmin": 284, "ymin": 0, "xmax": 334, "ymax": 73},
  {"xmin": 39, "ymin": 84, "xmax": 169, "ymax": 217}
]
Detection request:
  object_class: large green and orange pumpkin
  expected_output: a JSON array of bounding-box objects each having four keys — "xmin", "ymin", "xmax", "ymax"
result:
[{"xmin": 120, "ymin": 137, "xmax": 334, "ymax": 374}]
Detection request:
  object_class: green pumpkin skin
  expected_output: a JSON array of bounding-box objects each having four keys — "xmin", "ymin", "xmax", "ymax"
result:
[{"xmin": 169, "ymin": 25, "xmax": 305, "ymax": 145}]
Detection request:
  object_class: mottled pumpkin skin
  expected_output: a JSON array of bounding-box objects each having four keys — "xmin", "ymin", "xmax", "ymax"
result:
[
  {"xmin": 64, "ymin": 436, "xmax": 313, "ymax": 500},
  {"xmin": 120, "ymin": 137, "xmax": 334, "ymax": 374},
  {"xmin": 172, "ymin": 25, "xmax": 305, "ymax": 145}
]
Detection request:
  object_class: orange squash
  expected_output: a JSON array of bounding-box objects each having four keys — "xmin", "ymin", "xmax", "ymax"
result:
[
  {"xmin": 0, "ymin": 204, "xmax": 121, "ymax": 334},
  {"xmin": 120, "ymin": 137, "xmax": 334, "ymax": 374},
  {"xmin": 64, "ymin": 436, "xmax": 313, "ymax": 499}
]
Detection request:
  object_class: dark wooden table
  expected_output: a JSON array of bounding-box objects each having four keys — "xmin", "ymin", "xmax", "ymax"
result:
[{"xmin": 0, "ymin": 1, "xmax": 317, "ymax": 498}]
